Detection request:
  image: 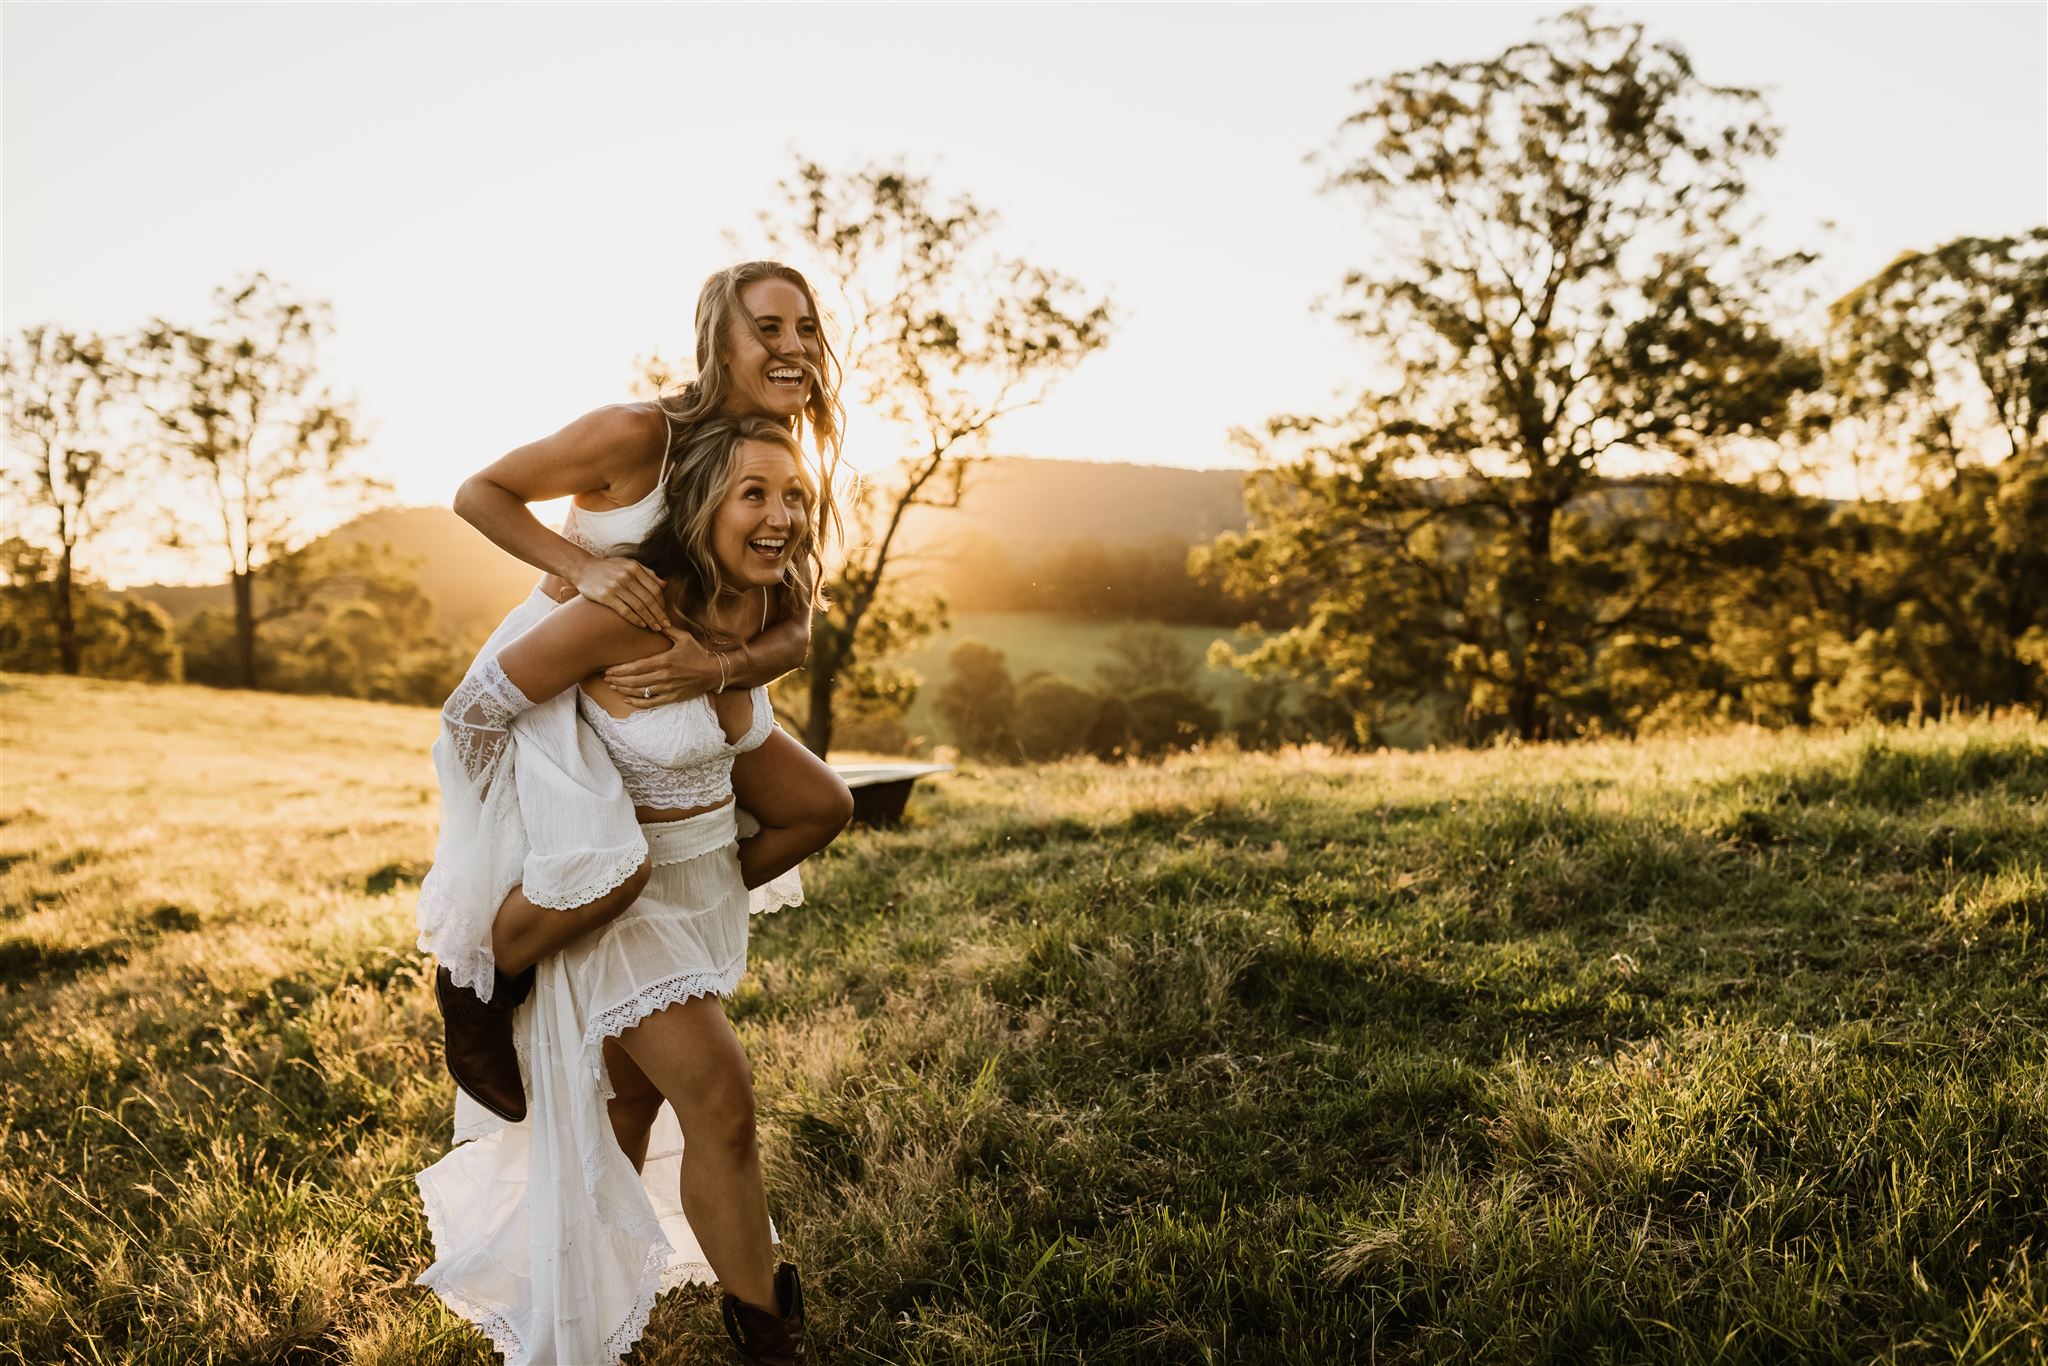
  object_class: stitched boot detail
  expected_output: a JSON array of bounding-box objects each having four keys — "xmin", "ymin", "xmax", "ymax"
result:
[
  {"xmin": 721, "ymin": 1262, "xmax": 807, "ymax": 1364},
  {"xmin": 434, "ymin": 964, "xmax": 533, "ymax": 1122}
]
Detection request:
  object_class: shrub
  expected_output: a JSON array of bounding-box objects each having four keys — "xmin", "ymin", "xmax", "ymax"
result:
[
  {"xmin": 1014, "ymin": 674, "xmax": 1103, "ymax": 761},
  {"xmin": 1128, "ymin": 686, "xmax": 1222, "ymax": 756},
  {"xmin": 1086, "ymin": 694, "xmax": 1135, "ymax": 760},
  {"xmin": 936, "ymin": 640, "xmax": 1018, "ymax": 758}
]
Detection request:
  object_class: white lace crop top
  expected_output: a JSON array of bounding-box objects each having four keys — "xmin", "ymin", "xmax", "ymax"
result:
[
  {"xmin": 576, "ymin": 685, "xmax": 775, "ymax": 811},
  {"xmin": 441, "ymin": 657, "xmax": 774, "ymax": 813},
  {"xmin": 561, "ymin": 415, "xmax": 671, "ymax": 558},
  {"xmin": 561, "ymin": 482, "xmax": 664, "ymax": 559}
]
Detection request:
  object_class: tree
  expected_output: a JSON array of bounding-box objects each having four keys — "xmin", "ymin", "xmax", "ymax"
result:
[
  {"xmin": 1828, "ymin": 229, "xmax": 2047, "ymax": 488},
  {"xmin": 1095, "ymin": 623, "xmax": 1205, "ymax": 698},
  {"xmin": 935, "ymin": 639, "xmax": 1018, "ymax": 758},
  {"xmin": 2, "ymin": 326, "xmax": 131, "ymax": 673},
  {"xmin": 758, "ymin": 159, "xmax": 1114, "ymax": 755},
  {"xmin": 0, "ymin": 538, "xmax": 181, "ymax": 682},
  {"xmin": 1198, "ymin": 10, "xmax": 1819, "ymax": 742},
  {"xmin": 170, "ymin": 538, "xmax": 470, "ymax": 704},
  {"xmin": 140, "ymin": 275, "xmax": 379, "ymax": 689},
  {"xmin": 1127, "ymin": 686, "xmax": 1222, "ymax": 758},
  {"xmin": 1013, "ymin": 674, "xmax": 1103, "ymax": 762},
  {"xmin": 79, "ymin": 595, "xmax": 180, "ymax": 683},
  {"xmin": 1814, "ymin": 233, "xmax": 2048, "ymax": 710}
]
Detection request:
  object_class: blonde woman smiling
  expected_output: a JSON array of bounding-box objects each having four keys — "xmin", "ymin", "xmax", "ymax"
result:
[
  {"xmin": 422, "ymin": 263, "xmax": 854, "ymax": 1133},
  {"xmin": 419, "ymin": 416, "xmax": 829, "ymax": 1364}
]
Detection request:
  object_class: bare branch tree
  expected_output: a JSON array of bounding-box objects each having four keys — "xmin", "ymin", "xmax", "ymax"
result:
[
  {"xmin": 757, "ymin": 158, "xmax": 1115, "ymax": 754},
  {"xmin": 139, "ymin": 274, "xmax": 381, "ymax": 689},
  {"xmin": 2, "ymin": 326, "xmax": 131, "ymax": 673}
]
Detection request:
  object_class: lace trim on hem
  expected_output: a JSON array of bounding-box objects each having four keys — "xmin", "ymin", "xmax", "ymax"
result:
[
  {"xmin": 577, "ymin": 965, "xmax": 745, "ymax": 1195},
  {"xmin": 524, "ymin": 843, "xmax": 648, "ymax": 911},
  {"xmin": 418, "ymin": 1150, "xmax": 693, "ymax": 1366},
  {"xmin": 749, "ymin": 881, "xmax": 804, "ymax": 917},
  {"xmin": 415, "ymin": 1173, "xmax": 526, "ymax": 1361},
  {"xmin": 598, "ymin": 1245, "xmax": 712, "ymax": 1359},
  {"xmin": 450, "ymin": 1105, "xmax": 502, "ymax": 1146},
  {"xmin": 425, "ymin": 938, "xmax": 497, "ymax": 1003},
  {"xmin": 582, "ymin": 965, "xmax": 745, "ymax": 1063}
]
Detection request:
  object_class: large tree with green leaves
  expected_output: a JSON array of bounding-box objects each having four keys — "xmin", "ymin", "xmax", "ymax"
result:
[
  {"xmin": 1820, "ymin": 230, "xmax": 2048, "ymax": 709},
  {"xmin": 1199, "ymin": 9, "xmax": 1819, "ymax": 742},
  {"xmin": 141, "ymin": 275, "xmax": 378, "ymax": 689},
  {"xmin": 2, "ymin": 326, "xmax": 131, "ymax": 674},
  {"xmin": 1829, "ymin": 229, "xmax": 2047, "ymax": 486},
  {"xmin": 756, "ymin": 159, "xmax": 1114, "ymax": 755}
]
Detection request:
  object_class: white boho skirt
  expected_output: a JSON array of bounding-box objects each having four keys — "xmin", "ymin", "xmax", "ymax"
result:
[{"xmin": 416, "ymin": 803, "xmax": 783, "ymax": 1366}]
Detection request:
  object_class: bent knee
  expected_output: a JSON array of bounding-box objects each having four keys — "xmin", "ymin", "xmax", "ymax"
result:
[{"xmin": 817, "ymin": 776, "xmax": 855, "ymax": 833}]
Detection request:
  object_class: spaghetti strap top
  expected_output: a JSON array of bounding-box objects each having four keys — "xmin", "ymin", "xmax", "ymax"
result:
[{"xmin": 560, "ymin": 406, "xmax": 672, "ymax": 558}]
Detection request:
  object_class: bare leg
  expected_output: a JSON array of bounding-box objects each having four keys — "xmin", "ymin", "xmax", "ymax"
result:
[
  {"xmin": 730, "ymin": 727, "xmax": 854, "ymax": 890},
  {"xmin": 603, "ymin": 1035, "xmax": 664, "ymax": 1170},
  {"xmin": 615, "ymin": 992, "xmax": 779, "ymax": 1312},
  {"xmin": 489, "ymin": 859, "xmax": 651, "ymax": 975}
]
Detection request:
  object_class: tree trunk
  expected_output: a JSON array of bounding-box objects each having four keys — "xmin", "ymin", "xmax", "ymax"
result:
[
  {"xmin": 53, "ymin": 545, "xmax": 79, "ymax": 675},
  {"xmin": 801, "ymin": 659, "xmax": 835, "ymax": 758},
  {"xmin": 1515, "ymin": 501, "xmax": 1557, "ymax": 742},
  {"xmin": 232, "ymin": 570, "xmax": 258, "ymax": 689}
]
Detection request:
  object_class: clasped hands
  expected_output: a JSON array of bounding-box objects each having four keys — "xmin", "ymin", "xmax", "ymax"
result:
[{"xmin": 543, "ymin": 555, "xmax": 731, "ymax": 710}]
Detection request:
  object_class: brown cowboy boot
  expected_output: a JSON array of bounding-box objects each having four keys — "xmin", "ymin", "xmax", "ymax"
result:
[
  {"xmin": 721, "ymin": 1261, "xmax": 807, "ymax": 1364},
  {"xmin": 434, "ymin": 964, "xmax": 534, "ymax": 1122}
]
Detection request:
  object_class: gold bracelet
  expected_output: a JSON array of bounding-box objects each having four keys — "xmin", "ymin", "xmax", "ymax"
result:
[{"xmin": 715, "ymin": 651, "xmax": 729, "ymax": 694}]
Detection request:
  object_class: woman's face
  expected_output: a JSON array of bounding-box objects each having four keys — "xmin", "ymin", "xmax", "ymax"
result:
[
  {"xmin": 722, "ymin": 278, "xmax": 819, "ymax": 420},
  {"xmin": 711, "ymin": 439, "xmax": 811, "ymax": 589}
]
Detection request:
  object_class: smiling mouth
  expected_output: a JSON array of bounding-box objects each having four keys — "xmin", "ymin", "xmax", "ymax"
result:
[
  {"xmin": 766, "ymin": 365, "xmax": 805, "ymax": 390},
  {"xmin": 748, "ymin": 537, "xmax": 789, "ymax": 561}
]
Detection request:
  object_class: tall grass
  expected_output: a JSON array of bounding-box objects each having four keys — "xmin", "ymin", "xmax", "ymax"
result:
[{"xmin": 1, "ymin": 674, "xmax": 2043, "ymax": 1363}]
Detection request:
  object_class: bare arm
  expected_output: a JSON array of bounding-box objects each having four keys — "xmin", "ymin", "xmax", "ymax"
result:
[
  {"xmin": 495, "ymin": 598, "xmax": 668, "ymax": 707},
  {"xmin": 602, "ymin": 601, "xmax": 813, "ymax": 710},
  {"xmin": 455, "ymin": 404, "xmax": 671, "ymax": 631}
]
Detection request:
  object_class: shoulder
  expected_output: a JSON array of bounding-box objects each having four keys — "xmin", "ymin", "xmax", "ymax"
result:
[
  {"xmin": 553, "ymin": 402, "xmax": 667, "ymax": 469},
  {"xmin": 539, "ymin": 597, "xmax": 668, "ymax": 661}
]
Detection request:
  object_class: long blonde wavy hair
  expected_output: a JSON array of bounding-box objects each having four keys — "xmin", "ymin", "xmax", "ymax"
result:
[
  {"xmin": 633, "ymin": 416, "xmax": 826, "ymax": 650},
  {"xmin": 655, "ymin": 261, "xmax": 844, "ymax": 558}
]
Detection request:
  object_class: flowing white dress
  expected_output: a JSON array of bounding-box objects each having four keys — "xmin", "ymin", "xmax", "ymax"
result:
[{"xmin": 412, "ymin": 488, "xmax": 800, "ymax": 1363}]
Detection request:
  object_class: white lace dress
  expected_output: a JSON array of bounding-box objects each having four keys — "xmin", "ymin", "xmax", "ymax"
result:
[
  {"xmin": 411, "ymin": 480, "xmax": 801, "ymax": 1363},
  {"xmin": 416, "ymin": 662, "xmax": 791, "ymax": 1364}
]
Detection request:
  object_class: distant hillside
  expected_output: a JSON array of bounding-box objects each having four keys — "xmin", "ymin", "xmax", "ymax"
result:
[
  {"xmin": 892, "ymin": 459, "xmax": 1248, "ymax": 560},
  {"xmin": 126, "ymin": 459, "xmax": 1255, "ymax": 633},
  {"xmin": 126, "ymin": 506, "xmax": 538, "ymax": 634}
]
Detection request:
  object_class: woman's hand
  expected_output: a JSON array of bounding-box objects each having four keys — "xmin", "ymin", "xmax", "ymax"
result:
[
  {"xmin": 603, "ymin": 629, "xmax": 725, "ymax": 708},
  {"xmin": 569, "ymin": 555, "xmax": 670, "ymax": 632}
]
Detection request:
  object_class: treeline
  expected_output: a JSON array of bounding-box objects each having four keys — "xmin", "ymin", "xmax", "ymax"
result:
[
  {"xmin": 1188, "ymin": 14, "xmax": 2046, "ymax": 748},
  {"xmin": 6, "ymin": 13, "xmax": 2043, "ymax": 757},
  {"xmin": 2, "ymin": 276, "xmax": 472, "ymax": 705},
  {"xmin": 931, "ymin": 627, "xmax": 1217, "ymax": 761},
  {"xmin": 0, "ymin": 535, "xmax": 475, "ymax": 705}
]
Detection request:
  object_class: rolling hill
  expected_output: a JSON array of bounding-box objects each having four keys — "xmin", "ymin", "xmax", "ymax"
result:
[{"xmin": 125, "ymin": 458, "xmax": 1254, "ymax": 633}]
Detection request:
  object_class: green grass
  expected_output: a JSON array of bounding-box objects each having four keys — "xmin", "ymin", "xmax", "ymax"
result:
[
  {"xmin": 2, "ymin": 673, "xmax": 2045, "ymax": 1363},
  {"xmin": 885, "ymin": 612, "xmax": 1255, "ymax": 743}
]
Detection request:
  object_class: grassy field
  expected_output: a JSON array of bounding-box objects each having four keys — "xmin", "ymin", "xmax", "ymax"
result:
[
  {"xmin": 884, "ymin": 612, "xmax": 1255, "ymax": 744},
  {"xmin": 2, "ymin": 674, "xmax": 2045, "ymax": 1364}
]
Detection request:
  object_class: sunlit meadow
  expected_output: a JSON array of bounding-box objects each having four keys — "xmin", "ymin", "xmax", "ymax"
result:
[{"xmin": 2, "ymin": 674, "xmax": 2045, "ymax": 1363}]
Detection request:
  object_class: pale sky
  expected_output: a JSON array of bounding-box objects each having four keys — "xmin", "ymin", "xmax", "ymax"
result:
[{"xmin": 5, "ymin": 2, "xmax": 2044, "ymax": 585}]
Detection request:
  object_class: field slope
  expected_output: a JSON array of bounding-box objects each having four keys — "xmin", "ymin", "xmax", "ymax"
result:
[{"xmin": 1, "ymin": 674, "xmax": 2045, "ymax": 1364}]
